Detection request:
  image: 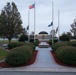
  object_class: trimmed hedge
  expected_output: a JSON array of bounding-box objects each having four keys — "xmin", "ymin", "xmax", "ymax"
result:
[
  {"xmin": 51, "ymin": 42, "xmax": 67, "ymax": 51},
  {"xmin": 5, "ymin": 45, "xmax": 33, "ymax": 66},
  {"xmin": 48, "ymin": 39, "xmax": 58, "ymax": 45},
  {"xmin": 29, "ymin": 39, "xmax": 39, "ymax": 46},
  {"xmin": 25, "ymin": 43, "xmax": 35, "ymax": 50},
  {"xmin": 65, "ymin": 41, "xmax": 76, "ymax": 47},
  {"xmin": 55, "ymin": 46, "xmax": 76, "ymax": 65},
  {"xmin": 54, "ymin": 41, "xmax": 76, "ymax": 48},
  {"xmin": 34, "ymin": 39, "xmax": 39, "ymax": 46},
  {"xmin": 48, "ymin": 40, "xmax": 52, "ymax": 45},
  {"xmin": 8, "ymin": 42, "xmax": 25, "ymax": 49}
]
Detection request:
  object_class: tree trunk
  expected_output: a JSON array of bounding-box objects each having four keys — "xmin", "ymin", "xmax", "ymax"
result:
[{"xmin": 8, "ymin": 38, "xmax": 11, "ymax": 43}]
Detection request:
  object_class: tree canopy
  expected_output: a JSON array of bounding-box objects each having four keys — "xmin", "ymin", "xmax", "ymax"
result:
[
  {"xmin": 0, "ymin": 2, "xmax": 23, "ymax": 43},
  {"xmin": 60, "ymin": 33, "xmax": 70, "ymax": 41}
]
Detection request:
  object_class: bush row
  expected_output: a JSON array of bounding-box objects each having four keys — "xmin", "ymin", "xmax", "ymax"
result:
[
  {"xmin": 55, "ymin": 46, "xmax": 76, "ymax": 65},
  {"xmin": 18, "ymin": 34, "xmax": 39, "ymax": 46},
  {"xmin": 5, "ymin": 45, "xmax": 33, "ymax": 66},
  {"xmin": 8, "ymin": 42, "xmax": 25, "ymax": 49},
  {"xmin": 48, "ymin": 39, "xmax": 58, "ymax": 45},
  {"xmin": 8, "ymin": 42, "xmax": 35, "ymax": 50},
  {"xmin": 28, "ymin": 39, "xmax": 40, "ymax": 46},
  {"xmin": 51, "ymin": 41, "xmax": 76, "ymax": 52},
  {"xmin": 51, "ymin": 42, "xmax": 67, "ymax": 52},
  {"xmin": 25, "ymin": 43, "xmax": 35, "ymax": 50},
  {"xmin": 51, "ymin": 41, "xmax": 76, "ymax": 65},
  {"xmin": 64, "ymin": 41, "xmax": 76, "ymax": 47}
]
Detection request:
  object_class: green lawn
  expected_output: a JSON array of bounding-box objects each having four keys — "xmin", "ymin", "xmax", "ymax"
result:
[
  {"xmin": 0, "ymin": 39, "xmax": 18, "ymax": 44},
  {"xmin": 0, "ymin": 48, "xmax": 8, "ymax": 60}
]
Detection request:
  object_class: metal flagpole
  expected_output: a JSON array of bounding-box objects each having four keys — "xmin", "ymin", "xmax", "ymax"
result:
[
  {"xmin": 28, "ymin": 10, "xmax": 30, "ymax": 42},
  {"xmin": 52, "ymin": 2, "xmax": 54, "ymax": 44},
  {"xmin": 58, "ymin": 10, "xmax": 60, "ymax": 42},
  {"xmin": 34, "ymin": 3, "xmax": 36, "ymax": 43}
]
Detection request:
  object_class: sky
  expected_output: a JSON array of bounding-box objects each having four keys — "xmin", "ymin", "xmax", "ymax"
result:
[{"xmin": 0, "ymin": 0, "xmax": 76, "ymax": 35}]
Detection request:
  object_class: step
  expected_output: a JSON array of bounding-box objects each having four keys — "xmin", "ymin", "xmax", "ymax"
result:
[
  {"xmin": 38, "ymin": 45, "xmax": 50, "ymax": 48},
  {"xmin": 0, "ymin": 71, "xmax": 76, "ymax": 75}
]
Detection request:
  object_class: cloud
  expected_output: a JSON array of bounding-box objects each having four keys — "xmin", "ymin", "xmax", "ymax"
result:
[{"xmin": 0, "ymin": 0, "xmax": 76, "ymax": 35}]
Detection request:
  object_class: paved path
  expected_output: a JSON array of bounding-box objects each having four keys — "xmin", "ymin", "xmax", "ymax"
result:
[{"xmin": 27, "ymin": 46, "xmax": 63, "ymax": 68}]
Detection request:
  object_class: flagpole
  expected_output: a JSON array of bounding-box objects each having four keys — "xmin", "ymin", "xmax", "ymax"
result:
[
  {"xmin": 34, "ymin": 3, "xmax": 36, "ymax": 43},
  {"xmin": 28, "ymin": 10, "xmax": 30, "ymax": 42},
  {"xmin": 58, "ymin": 10, "xmax": 60, "ymax": 42},
  {"xmin": 52, "ymin": 2, "xmax": 54, "ymax": 44}
]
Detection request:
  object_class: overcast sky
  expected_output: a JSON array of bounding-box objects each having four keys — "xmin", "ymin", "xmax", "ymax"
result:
[{"xmin": 0, "ymin": 0, "xmax": 76, "ymax": 35}]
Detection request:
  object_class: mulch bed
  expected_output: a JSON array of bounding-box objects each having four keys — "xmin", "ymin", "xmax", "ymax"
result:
[
  {"xmin": 0, "ymin": 50, "xmax": 38, "ymax": 68},
  {"xmin": 51, "ymin": 51, "xmax": 76, "ymax": 67}
]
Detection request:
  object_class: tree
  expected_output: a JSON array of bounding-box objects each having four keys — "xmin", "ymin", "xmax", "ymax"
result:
[
  {"xmin": 60, "ymin": 33, "xmax": 70, "ymax": 41},
  {"xmin": 70, "ymin": 19, "xmax": 76, "ymax": 36},
  {"xmin": 0, "ymin": 2, "xmax": 23, "ymax": 43},
  {"xmin": 18, "ymin": 34, "xmax": 28, "ymax": 42},
  {"xmin": 66, "ymin": 32, "xmax": 72, "ymax": 39},
  {"xmin": 22, "ymin": 28, "xmax": 27, "ymax": 35}
]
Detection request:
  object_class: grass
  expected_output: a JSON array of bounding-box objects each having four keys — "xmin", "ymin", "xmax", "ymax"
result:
[
  {"xmin": 0, "ymin": 48, "xmax": 8, "ymax": 60},
  {"xmin": 0, "ymin": 39, "xmax": 18, "ymax": 44},
  {"xmin": 0, "ymin": 39, "xmax": 17, "ymax": 61}
]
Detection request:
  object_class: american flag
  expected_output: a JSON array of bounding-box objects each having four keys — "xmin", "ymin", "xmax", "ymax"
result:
[{"xmin": 29, "ymin": 4, "xmax": 35, "ymax": 9}]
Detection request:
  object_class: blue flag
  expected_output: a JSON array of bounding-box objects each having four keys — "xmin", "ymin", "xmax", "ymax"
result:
[
  {"xmin": 27, "ymin": 25, "xmax": 29, "ymax": 30},
  {"xmin": 48, "ymin": 22, "xmax": 53, "ymax": 27}
]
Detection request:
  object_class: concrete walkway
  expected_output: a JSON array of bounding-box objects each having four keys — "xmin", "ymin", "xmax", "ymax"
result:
[
  {"xmin": 27, "ymin": 46, "xmax": 63, "ymax": 68},
  {"xmin": 0, "ymin": 42, "xmax": 76, "ymax": 73}
]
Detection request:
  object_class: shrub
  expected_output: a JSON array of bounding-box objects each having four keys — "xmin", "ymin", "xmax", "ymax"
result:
[
  {"xmin": 5, "ymin": 45, "xmax": 33, "ymax": 66},
  {"xmin": 48, "ymin": 39, "xmax": 58, "ymax": 45},
  {"xmin": 60, "ymin": 33, "xmax": 70, "ymax": 41},
  {"xmin": 0, "ymin": 47, "xmax": 8, "ymax": 60},
  {"xmin": 55, "ymin": 46, "xmax": 76, "ymax": 65},
  {"xmin": 25, "ymin": 43, "xmax": 35, "ymax": 50},
  {"xmin": 66, "ymin": 41, "xmax": 76, "ymax": 47},
  {"xmin": 30, "ymin": 39, "xmax": 34, "ymax": 43},
  {"xmin": 63, "ymin": 41, "xmax": 76, "ymax": 47},
  {"xmin": 8, "ymin": 42, "xmax": 25, "ymax": 49},
  {"xmin": 34, "ymin": 39, "xmax": 39, "ymax": 46},
  {"xmin": 29, "ymin": 39, "xmax": 39, "ymax": 44},
  {"xmin": 48, "ymin": 40, "xmax": 52, "ymax": 45},
  {"xmin": 51, "ymin": 42, "xmax": 67, "ymax": 51},
  {"xmin": 18, "ymin": 35, "xmax": 28, "ymax": 42}
]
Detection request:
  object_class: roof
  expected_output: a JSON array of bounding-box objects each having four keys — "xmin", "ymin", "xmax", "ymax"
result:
[{"xmin": 39, "ymin": 31, "xmax": 48, "ymax": 34}]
